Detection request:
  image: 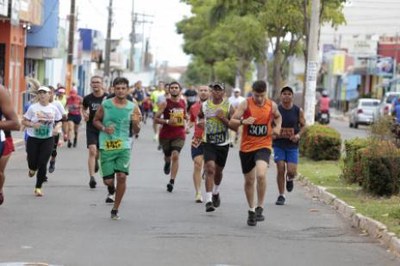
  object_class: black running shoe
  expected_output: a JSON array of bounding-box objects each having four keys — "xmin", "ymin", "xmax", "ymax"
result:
[
  {"xmin": 286, "ymin": 179, "xmax": 294, "ymax": 192},
  {"xmin": 94, "ymin": 160, "xmax": 99, "ymax": 173},
  {"xmin": 67, "ymin": 141, "xmax": 72, "ymax": 148},
  {"xmin": 73, "ymin": 137, "xmax": 77, "ymax": 148},
  {"xmin": 275, "ymin": 195, "xmax": 286, "ymax": 205},
  {"xmin": 255, "ymin": 206, "xmax": 265, "ymax": 221},
  {"xmin": 212, "ymin": 193, "xmax": 220, "ymax": 208},
  {"xmin": 48, "ymin": 160, "xmax": 55, "ymax": 173},
  {"xmin": 205, "ymin": 201, "xmax": 215, "ymax": 212},
  {"xmin": 89, "ymin": 176, "xmax": 97, "ymax": 189},
  {"xmin": 247, "ymin": 210, "xmax": 257, "ymax": 226},
  {"xmin": 166, "ymin": 182, "xmax": 174, "ymax": 192},
  {"xmin": 163, "ymin": 161, "xmax": 171, "ymax": 175},
  {"xmin": 105, "ymin": 194, "xmax": 115, "ymax": 203},
  {"xmin": 111, "ymin": 209, "xmax": 120, "ymax": 220}
]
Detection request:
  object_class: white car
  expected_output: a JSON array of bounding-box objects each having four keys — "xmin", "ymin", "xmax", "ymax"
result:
[
  {"xmin": 374, "ymin": 92, "xmax": 400, "ymax": 121},
  {"xmin": 349, "ymin": 98, "xmax": 380, "ymax": 128}
]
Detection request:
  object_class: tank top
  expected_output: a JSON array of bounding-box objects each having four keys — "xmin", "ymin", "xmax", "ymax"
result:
[
  {"xmin": 202, "ymin": 99, "xmax": 231, "ymax": 146},
  {"xmin": 273, "ymin": 105, "xmax": 301, "ymax": 149},
  {"xmin": 159, "ymin": 98, "xmax": 186, "ymax": 139},
  {"xmin": 99, "ymin": 99, "xmax": 135, "ymax": 150},
  {"xmin": 240, "ymin": 98, "xmax": 273, "ymax": 152}
]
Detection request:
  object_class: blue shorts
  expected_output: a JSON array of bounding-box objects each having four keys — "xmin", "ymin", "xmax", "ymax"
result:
[
  {"xmin": 273, "ymin": 146, "xmax": 299, "ymax": 164},
  {"xmin": 191, "ymin": 143, "xmax": 204, "ymax": 160}
]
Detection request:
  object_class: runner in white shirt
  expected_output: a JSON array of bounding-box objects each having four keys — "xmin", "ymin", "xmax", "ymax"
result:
[{"xmin": 228, "ymin": 88, "xmax": 245, "ymax": 147}]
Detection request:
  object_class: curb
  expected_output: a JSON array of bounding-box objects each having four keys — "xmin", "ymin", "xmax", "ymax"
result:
[{"xmin": 298, "ymin": 175, "xmax": 400, "ymax": 257}]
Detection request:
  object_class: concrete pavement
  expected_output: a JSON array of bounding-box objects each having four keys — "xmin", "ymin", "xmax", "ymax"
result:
[{"xmin": 0, "ymin": 122, "xmax": 399, "ymax": 265}]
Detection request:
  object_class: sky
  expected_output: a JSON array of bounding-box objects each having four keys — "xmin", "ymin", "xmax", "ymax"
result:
[{"xmin": 59, "ymin": 0, "xmax": 192, "ymax": 67}]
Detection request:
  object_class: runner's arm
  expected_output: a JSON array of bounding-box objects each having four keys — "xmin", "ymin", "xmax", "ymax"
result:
[
  {"xmin": 154, "ymin": 102, "xmax": 168, "ymax": 125},
  {"xmin": 0, "ymin": 88, "xmax": 20, "ymax": 131},
  {"xmin": 271, "ymin": 101, "xmax": 282, "ymax": 137},
  {"xmin": 131, "ymin": 105, "xmax": 142, "ymax": 135},
  {"xmin": 229, "ymin": 100, "xmax": 248, "ymax": 131}
]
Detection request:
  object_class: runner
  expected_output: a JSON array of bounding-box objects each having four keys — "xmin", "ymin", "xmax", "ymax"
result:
[
  {"xmin": 66, "ymin": 88, "xmax": 83, "ymax": 148},
  {"xmin": 229, "ymin": 80, "xmax": 282, "ymax": 226},
  {"xmin": 188, "ymin": 85, "xmax": 209, "ymax": 202},
  {"xmin": 273, "ymin": 86, "xmax": 305, "ymax": 206},
  {"xmin": 0, "ymin": 86, "xmax": 20, "ymax": 205},
  {"xmin": 22, "ymin": 86, "xmax": 62, "ymax": 197},
  {"xmin": 197, "ymin": 82, "xmax": 235, "ymax": 212},
  {"xmin": 154, "ymin": 81, "xmax": 187, "ymax": 192},
  {"xmin": 93, "ymin": 77, "xmax": 141, "ymax": 220},
  {"xmin": 82, "ymin": 75, "xmax": 108, "ymax": 189}
]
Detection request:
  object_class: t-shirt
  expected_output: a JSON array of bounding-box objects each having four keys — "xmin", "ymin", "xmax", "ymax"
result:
[
  {"xmin": 229, "ymin": 95, "xmax": 245, "ymax": 109},
  {"xmin": 189, "ymin": 101, "xmax": 204, "ymax": 139},
  {"xmin": 82, "ymin": 93, "xmax": 108, "ymax": 124},
  {"xmin": 240, "ymin": 98, "xmax": 273, "ymax": 152},
  {"xmin": 159, "ymin": 98, "xmax": 186, "ymax": 140},
  {"xmin": 67, "ymin": 95, "xmax": 83, "ymax": 115},
  {"xmin": 99, "ymin": 99, "xmax": 135, "ymax": 150},
  {"xmin": 24, "ymin": 102, "xmax": 62, "ymax": 139},
  {"xmin": 273, "ymin": 105, "xmax": 301, "ymax": 149},
  {"xmin": 201, "ymin": 99, "xmax": 231, "ymax": 146}
]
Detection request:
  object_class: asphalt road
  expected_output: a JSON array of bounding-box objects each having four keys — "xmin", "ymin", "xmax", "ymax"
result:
[{"xmin": 0, "ymin": 121, "xmax": 399, "ymax": 266}]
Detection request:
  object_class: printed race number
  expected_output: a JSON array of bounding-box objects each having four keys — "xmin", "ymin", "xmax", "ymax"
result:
[
  {"xmin": 34, "ymin": 125, "xmax": 50, "ymax": 138},
  {"xmin": 105, "ymin": 139, "xmax": 122, "ymax": 150},
  {"xmin": 247, "ymin": 124, "xmax": 268, "ymax": 137},
  {"xmin": 206, "ymin": 132, "xmax": 226, "ymax": 144}
]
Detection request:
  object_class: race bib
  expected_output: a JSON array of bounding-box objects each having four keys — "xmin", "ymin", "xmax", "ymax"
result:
[
  {"xmin": 170, "ymin": 110, "xmax": 185, "ymax": 126},
  {"xmin": 206, "ymin": 132, "xmax": 226, "ymax": 144},
  {"xmin": 105, "ymin": 139, "xmax": 122, "ymax": 150},
  {"xmin": 34, "ymin": 125, "xmax": 50, "ymax": 138},
  {"xmin": 247, "ymin": 124, "xmax": 268, "ymax": 137},
  {"xmin": 279, "ymin": 128, "xmax": 295, "ymax": 139}
]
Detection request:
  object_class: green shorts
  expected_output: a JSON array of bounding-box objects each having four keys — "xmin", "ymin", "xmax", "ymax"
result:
[{"xmin": 100, "ymin": 149, "xmax": 131, "ymax": 177}]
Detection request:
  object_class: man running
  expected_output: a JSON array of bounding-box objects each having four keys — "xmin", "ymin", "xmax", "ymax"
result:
[
  {"xmin": 93, "ymin": 77, "xmax": 141, "ymax": 220},
  {"xmin": 154, "ymin": 81, "xmax": 187, "ymax": 192},
  {"xmin": 82, "ymin": 76, "xmax": 108, "ymax": 189},
  {"xmin": 0, "ymin": 86, "xmax": 20, "ymax": 205},
  {"xmin": 188, "ymin": 85, "xmax": 209, "ymax": 202},
  {"xmin": 273, "ymin": 86, "xmax": 305, "ymax": 206},
  {"xmin": 66, "ymin": 88, "xmax": 83, "ymax": 148},
  {"xmin": 198, "ymin": 82, "xmax": 235, "ymax": 212},
  {"xmin": 229, "ymin": 80, "xmax": 282, "ymax": 226}
]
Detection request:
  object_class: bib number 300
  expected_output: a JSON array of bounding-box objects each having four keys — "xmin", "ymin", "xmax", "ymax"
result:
[{"xmin": 248, "ymin": 124, "xmax": 268, "ymax": 137}]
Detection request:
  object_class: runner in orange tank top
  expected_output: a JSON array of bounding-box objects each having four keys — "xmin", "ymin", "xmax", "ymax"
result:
[{"xmin": 229, "ymin": 80, "xmax": 282, "ymax": 226}]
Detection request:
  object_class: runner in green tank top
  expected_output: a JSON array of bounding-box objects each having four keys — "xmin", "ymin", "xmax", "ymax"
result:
[{"xmin": 93, "ymin": 77, "xmax": 142, "ymax": 220}]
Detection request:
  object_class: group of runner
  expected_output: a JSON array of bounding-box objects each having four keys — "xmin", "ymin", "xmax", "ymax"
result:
[{"xmin": 0, "ymin": 77, "xmax": 305, "ymax": 225}]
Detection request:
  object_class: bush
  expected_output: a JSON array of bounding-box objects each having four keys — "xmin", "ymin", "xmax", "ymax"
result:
[
  {"xmin": 360, "ymin": 141, "xmax": 400, "ymax": 197},
  {"xmin": 341, "ymin": 138, "xmax": 370, "ymax": 184},
  {"xmin": 299, "ymin": 124, "xmax": 341, "ymax": 161}
]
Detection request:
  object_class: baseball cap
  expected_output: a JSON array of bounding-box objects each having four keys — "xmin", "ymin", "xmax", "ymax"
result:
[
  {"xmin": 233, "ymin": 88, "xmax": 241, "ymax": 93},
  {"xmin": 38, "ymin": 86, "xmax": 50, "ymax": 92},
  {"xmin": 209, "ymin": 82, "xmax": 225, "ymax": 90},
  {"xmin": 280, "ymin": 86, "xmax": 293, "ymax": 94}
]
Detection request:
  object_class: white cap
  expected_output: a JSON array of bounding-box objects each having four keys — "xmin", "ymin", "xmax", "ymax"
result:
[
  {"xmin": 38, "ymin": 86, "xmax": 51, "ymax": 92},
  {"xmin": 233, "ymin": 88, "xmax": 241, "ymax": 92}
]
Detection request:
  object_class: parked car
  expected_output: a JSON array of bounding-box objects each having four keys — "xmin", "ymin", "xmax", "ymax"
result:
[
  {"xmin": 349, "ymin": 98, "xmax": 380, "ymax": 128},
  {"xmin": 374, "ymin": 92, "xmax": 400, "ymax": 121}
]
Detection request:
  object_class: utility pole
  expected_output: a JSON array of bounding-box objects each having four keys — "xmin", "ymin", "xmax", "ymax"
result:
[
  {"xmin": 129, "ymin": 0, "xmax": 135, "ymax": 71},
  {"xmin": 104, "ymin": 0, "xmax": 113, "ymax": 84},
  {"xmin": 66, "ymin": 0, "xmax": 76, "ymax": 95},
  {"xmin": 304, "ymin": 0, "xmax": 320, "ymax": 125}
]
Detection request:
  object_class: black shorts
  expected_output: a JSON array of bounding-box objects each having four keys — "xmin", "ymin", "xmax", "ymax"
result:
[
  {"xmin": 203, "ymin": 143, "xmax": 229, "ymax": 168},
  {"xmin": 86, "ymin": 125, "xmax": 100, "ymax": 148},
  {"xmin": 239, "ymin": 148, "xmax": 271, "ymax": 174},
  {"xmin": 68, "ymin": 114, "xmax": 82, "ymax": 125}
]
